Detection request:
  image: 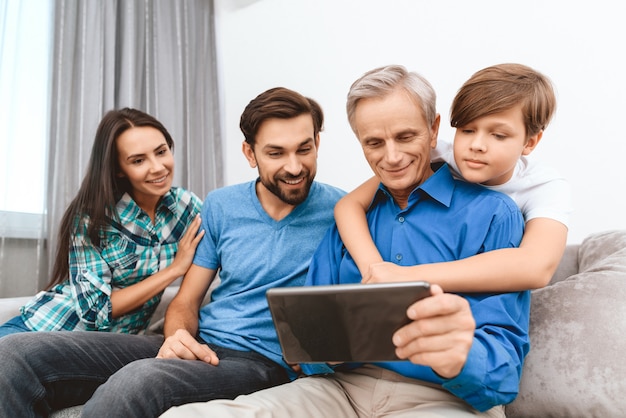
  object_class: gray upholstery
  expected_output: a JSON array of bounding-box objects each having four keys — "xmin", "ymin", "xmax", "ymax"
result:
[{"xmin": 505, "ymin": 229, "xmax": 626, "ymax": 417}]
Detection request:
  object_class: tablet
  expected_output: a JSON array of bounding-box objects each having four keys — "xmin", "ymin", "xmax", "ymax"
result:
[{"xmin": 266, "ymin": 281, "xmax": 431, "ymax": 364}]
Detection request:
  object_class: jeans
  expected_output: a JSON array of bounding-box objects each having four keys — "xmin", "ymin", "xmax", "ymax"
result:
[
  {"xmin": 0, "ymin": 331, "xmax": 290, "ymax": 418},
  {"xmin": 0, "ymin": 315, "xmax": 31, "ymax": 338}
]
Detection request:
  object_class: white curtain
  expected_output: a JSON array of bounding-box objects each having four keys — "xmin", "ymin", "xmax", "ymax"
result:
[
  {"xmin": 0, "ymin": 0, "xmax": 222, "ymax": 296},
  {"xmin": 0, "ymin": 0, "xmax": 52, "ymax": 297}
]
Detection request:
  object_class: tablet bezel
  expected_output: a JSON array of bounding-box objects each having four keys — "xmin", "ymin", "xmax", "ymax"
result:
[{"xmin": 266, "ymin": 281, "xmax": 431, "ymax": 363}]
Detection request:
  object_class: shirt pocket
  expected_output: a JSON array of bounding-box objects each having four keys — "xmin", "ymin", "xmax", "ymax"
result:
[{"xmin": 101, "ymin": 234, "xmax": 139, "ymax": 271}]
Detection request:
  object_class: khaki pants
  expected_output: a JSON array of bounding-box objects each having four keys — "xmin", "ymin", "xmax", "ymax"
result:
[{"xmin": 162, "ymin": 364, "xmax": 505, "ymax": 417}]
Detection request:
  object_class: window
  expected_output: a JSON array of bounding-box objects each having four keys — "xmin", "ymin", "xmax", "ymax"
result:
[{"xmin": 0, "ymin": 0, "xmax": 52, "ymax": 238}]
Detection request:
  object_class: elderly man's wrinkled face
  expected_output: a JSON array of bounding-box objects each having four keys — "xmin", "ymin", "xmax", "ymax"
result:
[{"xmin": 353, "ymin": 88, "xmax": 440, "ymax": 208}]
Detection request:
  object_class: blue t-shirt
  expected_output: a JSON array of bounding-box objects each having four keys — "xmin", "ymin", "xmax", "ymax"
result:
[
  {"xmin": 193, "ymin": 180, "xmax": 345, "ymax": 378},
  {"xmin": 304, "ymin": 164, "xmax": 528, "ymax": 412}
]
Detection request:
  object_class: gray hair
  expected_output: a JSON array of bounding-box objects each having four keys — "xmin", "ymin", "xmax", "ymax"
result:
[{"xmin": 346, "ymin": 65, "xmax": 437, "ymax": 133}]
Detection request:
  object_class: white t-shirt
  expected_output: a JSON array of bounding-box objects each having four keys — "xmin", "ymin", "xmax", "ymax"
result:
[{"xmin": 433, "ymin": 139, "xmax": 573, "ymax": 227}]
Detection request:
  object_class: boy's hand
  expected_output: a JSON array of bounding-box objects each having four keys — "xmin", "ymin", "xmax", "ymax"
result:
[
  {"xmin": 392, "ymin": 284, "xmax": 475, "ymax": 379},
  {"xmin": 157, "ymin": 329, "xmax": 219, "ymax": 365},
  {"xmin": 362, "ymin": 261, "xmax": 414, "ymax": 283}
]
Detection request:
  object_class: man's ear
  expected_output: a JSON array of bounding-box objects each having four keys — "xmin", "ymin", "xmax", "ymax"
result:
[
  {"xmin": 522, "ymin": 130, "xmax": 543, "ymax": 156},
  {"xmin": 430, "ymin": 114, "xmax": 441, "ymax": 149},
  {"xmin": 242, "ymin": 141, "xmax": 257, "ymax": 168},
  {"xmin": 314, "ymin": 133, "xmax": 320, "ymax": 156}
]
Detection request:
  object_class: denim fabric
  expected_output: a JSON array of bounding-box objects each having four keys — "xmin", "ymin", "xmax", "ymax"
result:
[
  {"xmin": 0, "ymin": 331, "xmax": 289, "ymax": 418},
  {"xmin": 0, "ymin": 331, "xmax": 162, "ymax": 417},
  {"xmin": 83, "ymin": 344, "xmax": 290, "ymax": 417},
  {"xmin": 0, "ymin": 315, "xmax": 31, "ymax": 337}
]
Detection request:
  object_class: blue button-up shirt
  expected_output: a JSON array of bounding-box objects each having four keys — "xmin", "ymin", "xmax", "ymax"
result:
[{"xmin": 303, "ymin": 164, "xmax": 528, "ymax": 411}]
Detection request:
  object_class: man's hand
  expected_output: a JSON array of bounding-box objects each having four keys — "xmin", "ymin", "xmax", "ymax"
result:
[
  {"xmin": 392, "ymin": 284, "xmax": 475, "ymax": 379},
  {"xmin": 157, "ymin": 329, "xmax": 219, "ymax": 365}
]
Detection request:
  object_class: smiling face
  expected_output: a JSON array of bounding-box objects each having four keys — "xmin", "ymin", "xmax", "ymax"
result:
[
  {"xmin": 116, "ymin": 126, "xmax": 174, "ymax": 212},
  {"xmin": 243, "ymin": 113, "xmax": 319, "ymax": 212},
  {"xmin": 453, "ymin": 105, "xmax": 541, "ymax": 186},
  {"xmin": 353, "ymin": 88, "xmax": 440, "ymax": 208}
]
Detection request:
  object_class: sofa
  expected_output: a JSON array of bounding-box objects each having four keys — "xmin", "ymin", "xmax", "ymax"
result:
[{"xmin": 1, "ymin": 229, "xmax": 625, "ymax": 417}]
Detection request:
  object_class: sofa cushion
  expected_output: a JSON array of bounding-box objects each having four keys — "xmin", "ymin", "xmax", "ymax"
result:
[{"xmin": 506, "ymin": 229, "xmax": 626, "ymax": 417}]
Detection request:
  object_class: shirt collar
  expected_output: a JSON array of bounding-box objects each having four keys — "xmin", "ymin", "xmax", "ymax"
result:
[
  {"xmin": 372, "ymin": 163, "xmax": 455, "ymax": 210},
  {"xmin": 115, "ymin": 189, "xmax": 176, "ymax": 224}
]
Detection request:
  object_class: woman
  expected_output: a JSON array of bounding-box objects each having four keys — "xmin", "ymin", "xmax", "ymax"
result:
[{"xmin": 0, "ymin": 108, "xmax": 203, "ymax": 336}]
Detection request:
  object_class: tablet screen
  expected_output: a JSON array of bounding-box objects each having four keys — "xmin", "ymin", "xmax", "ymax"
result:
[{"xmin": 266, "ymin": 281, "xmax": 431, "ymax": 363}]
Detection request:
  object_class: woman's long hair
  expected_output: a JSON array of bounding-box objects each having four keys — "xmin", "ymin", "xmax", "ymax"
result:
[{"xmin": 45, "ymin": 108, "xmax": 174, "ymax": 289}]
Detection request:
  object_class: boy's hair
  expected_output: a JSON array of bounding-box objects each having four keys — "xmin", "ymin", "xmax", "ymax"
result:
[
  {"xmin": 346, "ymin": 65, "xmax": 437, "ymax": 134},
  {"xmin": 240, "ymin": 87, "xmax": 323, "ymax": 147},
  {"xmin": 450, "ymin": 63, "xmax": 557, "ymax": 139}
]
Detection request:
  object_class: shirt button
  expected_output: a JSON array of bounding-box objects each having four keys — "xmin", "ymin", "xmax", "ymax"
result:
[
  {"xmin": 395, "ymin": 254, "xmax": 403, "ymax": 261},
  {"xmin": 398, "ymin": 216, "xmax": 405, "ymax": 223}
]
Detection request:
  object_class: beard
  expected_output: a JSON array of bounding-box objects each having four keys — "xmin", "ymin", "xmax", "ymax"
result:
[{"xmin": 259, "ymin": 170, "xmax": 315, "ymax": 206}]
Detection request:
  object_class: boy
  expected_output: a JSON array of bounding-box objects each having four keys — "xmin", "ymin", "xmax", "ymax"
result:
[{"xmin": 335, "ymin": 63, "xmax": 572, "ymax": 292}]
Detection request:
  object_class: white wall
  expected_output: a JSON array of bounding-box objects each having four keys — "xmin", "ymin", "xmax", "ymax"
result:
[{"xmin": 214, "ymin": 0, "xmax": 626, "ymax": 244}]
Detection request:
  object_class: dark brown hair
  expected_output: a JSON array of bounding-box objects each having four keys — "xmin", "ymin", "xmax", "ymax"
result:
[
  {"xmin": 239, "ymin": 87, "xmax": 323, "ymax": 147},
  {"xmin": 46, "ymin": 108, "xmax": 174, "ymax": 289}
]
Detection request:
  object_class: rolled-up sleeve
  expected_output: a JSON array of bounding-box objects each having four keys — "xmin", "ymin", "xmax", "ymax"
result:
[{"xmin": 68, "ymin": 223, "xmax": 116, "ymax": 330}]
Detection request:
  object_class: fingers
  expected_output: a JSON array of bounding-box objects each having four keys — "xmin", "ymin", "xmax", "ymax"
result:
[
  {"xmin": 157, "ymin": 329, "xmax": 219, "ymax": 365},
  {"xmin": 168, "ymin": 216, "xmax": 205, "ymax": 278},
  {"xmin": 404, "ymin": 284, "xmax": 445, "ymax": 320},
  {"xmin": 392, "ymin": 287, "xmax": 475, "ymax": 378},
  {"xmin": 180, "ymin": 215, "xmax": 204, "ymax": 247},
  {"xmin": 397, "ymin": 338, "xmax": 471, "ymax": 378}
]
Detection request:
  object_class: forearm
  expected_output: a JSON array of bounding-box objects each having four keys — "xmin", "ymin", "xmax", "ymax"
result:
[
  {"xmin": 444, "ymin": 292, "xmax": 530, "ymax": 412},
  {"xmin": 411, "ymin": 247, "xmax": 553, "ymax": 292},
  {"xmin": 163, "ymin": 298, "xmax": 200, "ymax": 339},
  {"xmin": 162, "ymin": 264, "xmax": 215, "ymax": 339},
  {"xmin": 110, "ymin": 263, "xmax": 184, "ymax": 318},
  {"xmin": 376, "ymin": 219, "xmax": 568, "ymax": 292},
  {"xmin": 443, "ymin": 334, "xmax": 525, "ymax": 411},
  {"xmin": 334, "ymin": 197, "xmax": 382, "ymax": 276}
]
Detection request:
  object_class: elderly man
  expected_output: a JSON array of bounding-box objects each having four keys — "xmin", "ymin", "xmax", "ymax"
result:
[{"xmin": 163, "ymin": 65, "xmax": 528, "ymax": 418}]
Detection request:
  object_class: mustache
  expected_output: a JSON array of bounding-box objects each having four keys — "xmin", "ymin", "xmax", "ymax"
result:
[{"xmin": 278, "ymin": 170, "xmax": 308, "ymax": 180}]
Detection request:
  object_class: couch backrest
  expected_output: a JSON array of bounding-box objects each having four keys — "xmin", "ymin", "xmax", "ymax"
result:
[{"xmin": 549, "ymin": 244, "xmax": 579, "ymax": 285}]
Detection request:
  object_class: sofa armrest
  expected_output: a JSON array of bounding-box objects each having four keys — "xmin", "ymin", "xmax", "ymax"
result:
[
  {"xmin": 506, "ymin": 230, "xmax": 626, "ymax": 417},
  {"xmin": 0, "ymin": 296, "xmax": 31, "ymax": 323}
]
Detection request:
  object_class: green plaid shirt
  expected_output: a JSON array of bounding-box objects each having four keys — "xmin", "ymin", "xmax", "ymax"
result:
[{"xmin": 21, "ymin": 187, "xmax": 202, "ymax": 333}]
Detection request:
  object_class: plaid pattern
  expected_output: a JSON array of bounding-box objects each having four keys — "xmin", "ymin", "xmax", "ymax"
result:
[{"xmin": 21, "ymin": 187, "xmax": 202, "ymax": 334}]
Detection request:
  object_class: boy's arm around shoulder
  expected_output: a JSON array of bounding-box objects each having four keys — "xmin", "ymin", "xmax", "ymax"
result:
[
  {"xmin": 334, "ymin": 176, "xmax": 383, "ymax": 277},
  {"xmin": 377, "ymin": 204, "xmax": 566, "ymax": 293}
]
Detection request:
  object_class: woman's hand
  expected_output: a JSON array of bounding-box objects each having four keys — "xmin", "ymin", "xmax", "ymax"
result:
[{"xmin": 169, "ymin": 215, "xmax": 205, "ymax": 278}]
